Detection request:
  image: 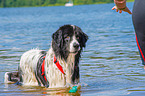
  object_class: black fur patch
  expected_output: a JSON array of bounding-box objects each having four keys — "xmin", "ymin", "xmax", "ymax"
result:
[{"xmin": 35, "ymin": 51, "xmax": 49, "ymax": 88}]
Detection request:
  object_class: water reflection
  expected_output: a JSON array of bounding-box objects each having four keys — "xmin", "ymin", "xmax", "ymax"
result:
[{"xmin": 3, "ymin": 84, "xmax": 81, "ymax": 96}]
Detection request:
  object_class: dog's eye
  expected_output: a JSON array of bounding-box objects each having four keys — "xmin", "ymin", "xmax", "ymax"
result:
[
  {"xmin": 76, "ymin": 36, "xmax": 79, "ymax": 40},
  {"xmin": 65, "ymin": 36, "xmax": 70, "ymax": 42},
  {"xmin": 65, "ymin": 36, "xmax": 70, "ymax": 39}
]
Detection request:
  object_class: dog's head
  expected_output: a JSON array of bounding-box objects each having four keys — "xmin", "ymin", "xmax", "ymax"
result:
[{"xmin": 52, "ymin": 25, "xmax": 88, "ymax": 60}]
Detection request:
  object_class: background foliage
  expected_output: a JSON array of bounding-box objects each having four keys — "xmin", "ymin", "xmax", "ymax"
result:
[{"xmin": 0, "ymin": 0, "xmax": 134, "ymax": 8}]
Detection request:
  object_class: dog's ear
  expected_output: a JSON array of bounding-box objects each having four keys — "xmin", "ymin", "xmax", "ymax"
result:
[
  {"xmin": 80, "ymin": 31, "xmax": 88, "ymax": 48},
  {"xmin": 52, "ymin": 29, "xmax": 63, "ymax": 49}
]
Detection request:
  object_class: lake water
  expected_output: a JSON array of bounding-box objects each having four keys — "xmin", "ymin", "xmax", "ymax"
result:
[{"xmin": 1, "ymin": 2, "xmax": 145, "ymax": 96}]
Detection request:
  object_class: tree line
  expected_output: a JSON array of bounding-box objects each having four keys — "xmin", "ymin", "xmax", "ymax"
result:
[
  {"xmin": 0, "ymin": 0, "xmax": 133, "ymax": 8},
  {"xmin": 0, "ymin": 0, "xmax": 114, "ymax": 7}
]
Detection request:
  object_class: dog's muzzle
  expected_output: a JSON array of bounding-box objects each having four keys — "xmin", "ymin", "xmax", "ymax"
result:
[
  {"xmin": 73, "ymin": 42, "xmax": 80, "ymax": 49},
  {"xmin": 69, "ymin": 42, "xmax": 80, "ymax": 53}
]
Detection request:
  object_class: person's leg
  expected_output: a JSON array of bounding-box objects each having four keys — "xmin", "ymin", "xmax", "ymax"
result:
[{"xmin": 132, "ymin": 0, "xmax": 145, "ymax": 65}]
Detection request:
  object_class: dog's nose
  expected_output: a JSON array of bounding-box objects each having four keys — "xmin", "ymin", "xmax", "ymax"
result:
[{"xmin": 73, "ymin": 43, "xmax": 79, "ymax": 48}]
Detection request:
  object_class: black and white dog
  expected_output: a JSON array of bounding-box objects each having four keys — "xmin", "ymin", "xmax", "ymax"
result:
[{"xmin": 4, "ymin": 25, "xmax": 88, "ymax": 88}]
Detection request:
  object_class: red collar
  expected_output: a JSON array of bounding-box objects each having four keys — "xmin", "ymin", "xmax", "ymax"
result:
[{"xmin": 54, "ymin": 56, "xmax": 65, "ymax": 75}]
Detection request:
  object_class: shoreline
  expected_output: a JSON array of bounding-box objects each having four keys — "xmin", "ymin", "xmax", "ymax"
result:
[{"xmin": 0, "ymin": 1, "xmax": 134, "ymax": 8}]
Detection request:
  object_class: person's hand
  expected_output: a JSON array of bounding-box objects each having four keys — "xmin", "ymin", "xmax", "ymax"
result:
[
  {"xmin": 144, "ymin": 65, "xmax": 145, "ymax": 70},
  {"xmin": 112, "ymin": 6, "xmax": 132, "ymax": 14}
]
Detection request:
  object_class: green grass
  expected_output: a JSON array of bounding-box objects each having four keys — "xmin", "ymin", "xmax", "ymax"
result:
[{"xmin": 127, "ymin": 0, "xmax": 134, "ymax": 2}]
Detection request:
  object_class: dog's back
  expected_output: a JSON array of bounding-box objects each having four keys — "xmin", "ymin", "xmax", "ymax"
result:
[
  {"xmin": 20, "ymin": 49, "xmax": 47, "ymax": 86},
  {"xmin": 4, "ymin": 49, "xmax": 45, "ymax": 86}
]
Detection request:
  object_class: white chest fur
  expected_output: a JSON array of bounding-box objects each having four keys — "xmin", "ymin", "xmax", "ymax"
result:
[{"xmin": 45, "ymin": 48, "xmax": 77, "ymax": 88}]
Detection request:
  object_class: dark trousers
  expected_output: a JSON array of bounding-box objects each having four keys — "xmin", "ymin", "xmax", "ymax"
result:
[{"xmin": 132, "ymin": 0, "xmax": 145, "ymax": 65}]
